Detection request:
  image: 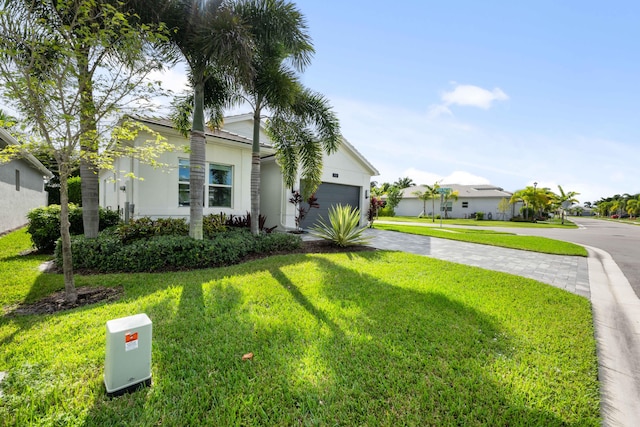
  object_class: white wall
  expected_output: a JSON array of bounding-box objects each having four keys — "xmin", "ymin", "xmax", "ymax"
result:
[
  {"xmin": 0, "ymin": 158, "xmax": 48, "ymax": 233},
  {"xmin": 396, "ymin": 197, "xmax": 514, "ymax": 219},
  {"xmin": 100, "ymin": 127, "xmax": 254, "ymax": 220}
]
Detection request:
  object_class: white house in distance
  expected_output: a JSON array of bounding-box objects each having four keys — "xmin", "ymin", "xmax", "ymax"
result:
[
  {"xmin": 99, "ymin": 114, "xmax": 379, "ymax": 230},
  {"xmin": 395, "ymin": 183, "xmax": 519, "ymax": 220},
  {"xmin": 0, "ymin": 128, "xmax": 54, "ymax": 234}
]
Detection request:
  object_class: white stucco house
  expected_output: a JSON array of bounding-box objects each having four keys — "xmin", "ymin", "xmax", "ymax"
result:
[
  {"xmin": 99, "ymin": 114, "xmax": 378, "ymax": 230},
  {"xmin": 0, "ymin": 128, "xmax": 54, "ymax": 234},
  {"xmin": 394, "ymin": 183, "xmax": 519, "ymax": 220}
]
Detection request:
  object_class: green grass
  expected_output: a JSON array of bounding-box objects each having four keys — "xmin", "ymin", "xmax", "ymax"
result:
[
  {"xmin": 375, "ymin": 223, "xmax": 588, "ymax": 257},
  {"xmin": 380, "ymin": 216, "xmax": 578, "ymax": 228},
  {"xmin": 0, "ymin": 229, "xmax": 600, "ymax": 425}
]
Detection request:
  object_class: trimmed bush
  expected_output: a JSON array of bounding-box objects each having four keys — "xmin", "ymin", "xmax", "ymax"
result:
[
  {"xmin": 475, "ymin": 212, "xmax": 485, "ymax": 220},
  {"xmin": 27, "ymin": 205, "xmax": 120, "ymax": 252},
  {"xmin": 57, "ymin": 229, "xmax": 302, "ymax": 273},
  {"xmin": 116, "ymin": 217, "xmax": 189, "ymax": 244},
  {"xmin": 377, "ymin": 206, "xmax": 395, "ymax": 217}
]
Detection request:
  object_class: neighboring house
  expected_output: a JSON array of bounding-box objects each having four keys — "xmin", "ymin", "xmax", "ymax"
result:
[
  {"xmin": 99, "ymin": 115, "xmax": 378, "ymax": 230},
  {"xmin": 395, "ymin": 183, "xmax": 520, "ymax": 220},
  {"xmin": 0, "ymin": 128, "xmax": 54, "ymax": 234}
]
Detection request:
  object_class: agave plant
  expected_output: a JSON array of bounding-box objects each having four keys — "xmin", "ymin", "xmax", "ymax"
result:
[{"xmin": 310, "ymin": 204, "xmax": 370, "ymax": 247}]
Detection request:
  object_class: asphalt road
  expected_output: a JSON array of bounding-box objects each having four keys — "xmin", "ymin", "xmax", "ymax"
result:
[{"xmin": 490, "ymin": 217, "xmax": 640, "ymax": 298}]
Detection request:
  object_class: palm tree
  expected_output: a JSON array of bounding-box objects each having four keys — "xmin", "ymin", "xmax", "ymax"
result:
[
  {"xmin": 394, "ymin": 177, "xmax": 415, "ymax": 189},
  {"xmin": 442, "ymin": 188, "xmax": 459, "ymax": 219},
  {"xmin": 555, "ymin": 185, "xmax": 580, "ymax": 224},
  {"xmin": 413, "ymin": 182, "xmax": 439, "ymax": 221},
  {"xmin": 234, "ymin": 0, "xmax": 340, "ymax": 234},
  {"xmin": 133, "ymin": 0, "xmax": 253, "ymax": 239}
]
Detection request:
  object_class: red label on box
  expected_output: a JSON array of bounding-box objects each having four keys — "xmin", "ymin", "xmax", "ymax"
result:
[{"xmin": 125, "ymin": 332, "xmax": 138, "ymax": 343}]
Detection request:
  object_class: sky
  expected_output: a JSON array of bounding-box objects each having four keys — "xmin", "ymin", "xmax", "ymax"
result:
[{"xmin": 155, "ymin": 0, "xmax": 640, "ymax": 204}]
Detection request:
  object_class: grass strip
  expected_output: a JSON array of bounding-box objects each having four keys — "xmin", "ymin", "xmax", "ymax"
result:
[
  {"xmin": 380, "ymin": 216, "xmax": 578, "ymax": 229},
  {"xmin": 375, "ymin": 223, "xmax": 587, "ymax": 256}
]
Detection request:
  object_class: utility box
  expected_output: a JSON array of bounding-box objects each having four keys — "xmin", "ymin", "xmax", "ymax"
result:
[{"xmin": 104, "ymin": 313, "xmax": 152, "ymax": 397}]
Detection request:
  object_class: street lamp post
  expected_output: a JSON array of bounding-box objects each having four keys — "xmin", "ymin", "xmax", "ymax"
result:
[{"xmin": 533, "ymin": 182, "xmax": 538, "ymax": 220}]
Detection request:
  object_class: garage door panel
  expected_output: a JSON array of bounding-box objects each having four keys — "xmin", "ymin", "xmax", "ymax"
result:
[{"xmin": 302, "ymin": 182, "xmax": 360, "ymax": 228}]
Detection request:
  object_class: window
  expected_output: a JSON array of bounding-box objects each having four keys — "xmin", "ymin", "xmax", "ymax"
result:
[
  {"xmin": 178, "ymin": 159, "xmax": 190, "ymax": 206},
  {"xmin": 440, "ymin": 202, "xmax": 452, "ymax": 212},
  {"xmin": 15, "ymin": 170, "xmax": 20, "ymax": 191},
  {"xmin": 178, "ymin": 159, "xmax": 233, "ymax": 208},
  {"xmin": 208, "ymin": 164, "xmax": 232, "ymax": 207},
  {"xmin": 462, "ymin": 201, "xmax": 469, "ymax": 208}
]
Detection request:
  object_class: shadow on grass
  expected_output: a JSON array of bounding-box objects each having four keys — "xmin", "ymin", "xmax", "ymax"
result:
[{"xmin": 80, "ymin": 252, "xmax": 590, "ymax": 425}]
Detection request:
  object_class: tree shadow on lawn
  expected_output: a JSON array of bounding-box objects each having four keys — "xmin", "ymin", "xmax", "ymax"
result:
[{"xmin": 79, "ymin": 251, "xmax": 588, "ymax": 425}]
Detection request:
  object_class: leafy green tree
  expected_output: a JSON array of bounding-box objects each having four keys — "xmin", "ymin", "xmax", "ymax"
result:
[
  {"xmin": 12, "ymin": 0, "xmax": 170, "ymax": 239},
  {"xmin": 134, "ymin": 0, "xmax": 253, "ymax": 239},
  {"xmin": 385, "ymin": 186, "xmax": 403, "ymax": 212},
  {"xmin": 0, "ymin": 0, "xmax": 172, "ymax": 303},
  {"xmin": 232, "ymin": 0, "xmax": 339, "ymax": 235},
  {"xmin": 497, "ymin": 197, "xmax": 511, "ymax": 220}
]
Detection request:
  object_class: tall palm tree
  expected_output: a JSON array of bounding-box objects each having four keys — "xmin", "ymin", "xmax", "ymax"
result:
[
  {"xmin": 133, "ymin": 0, "xmax": 253, "ymax": 239},
  {"xmin": 234, "ymin": 0, "xmax": 340, "ymax": 234}
]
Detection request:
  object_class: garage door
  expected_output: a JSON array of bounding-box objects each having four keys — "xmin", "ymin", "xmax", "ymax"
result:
[{"xmin": 301, "ymin": 182, "xmax": 361, "ymax": 228}]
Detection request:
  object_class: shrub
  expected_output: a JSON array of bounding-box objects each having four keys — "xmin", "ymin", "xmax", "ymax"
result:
[
  {"xmin": 377, "ymin": 206, "xmax": 395, "ymax": 217},
  {"xmin": 67, "ymin": 176, "xmax": 82, "ymax": 205},
  {"xmin": 475, "ymin": 212, "xmax": 485, "ymax": 220},
  {"xmin": 203, "ymin": 213, "xmax": 227, "ymax": 237},
  {"xmin": 57, "ymin": 229, "xmax": 302, "ymax": 273},
  {"xmin": 116, "ymin": 217, "xmax": 189, "ymax": 244},
  {"xmin": 27, "ymin": 205, "xmax": 120, "ymax": 252},
  {"xmin": 310, "ymin": 204, "xmax": 370, "ymax": 247}
]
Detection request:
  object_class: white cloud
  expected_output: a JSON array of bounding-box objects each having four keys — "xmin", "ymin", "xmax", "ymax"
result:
[
  {"xmin": 402, "ymin": 168, "xmax": 491, "ymax": 186},
  {"xmin": 441, "ymin": 84, "xmax": 509, "ymax": 110}
]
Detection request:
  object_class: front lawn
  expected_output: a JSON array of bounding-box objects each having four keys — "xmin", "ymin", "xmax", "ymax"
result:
[
  {"xmin": 374, "ymin": 223, "xmax": 588, "ymax": 256},
  {"xmin": 0, "ymin": 229, "xmax": 600, "ymax": 425}
]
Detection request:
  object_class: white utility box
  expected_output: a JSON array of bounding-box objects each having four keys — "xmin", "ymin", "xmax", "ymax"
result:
[{"xmin": 104, "ymin": 313, "xmax": 152, "ymax": 396}]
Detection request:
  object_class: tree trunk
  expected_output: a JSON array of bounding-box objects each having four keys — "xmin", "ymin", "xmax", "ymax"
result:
[
  {"xmin": 431, "ymin": 198, "xmax": 435, "ymax": 222},
  {"xmin": 250, "ymin": 106, "xmax": 262, "ymax": 235},
  {"xmin": 189, "ymin": 80, "xmax": 206, "ymax": 240},
  {"xmin": 59, "ymin": 164, "xmax": 77, "ymax": 304},
  {"xmin": 78, "ymin": 46, "xmax": 100, "ymax": 238}
]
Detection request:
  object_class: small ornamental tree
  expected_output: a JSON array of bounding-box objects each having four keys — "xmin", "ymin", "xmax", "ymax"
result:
[
  {"xmin": 289, "ymin": 191, "xmax": 319, "ymax": 232},
  {"xmin": 367, "ymin": 196, "xmax": 384, "ymax": 227}
]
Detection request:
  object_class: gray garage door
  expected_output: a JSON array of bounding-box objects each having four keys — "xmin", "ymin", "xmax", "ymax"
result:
[{"xmin": 301, "ymin": 182, "xmax": 361, "ymax": 228}]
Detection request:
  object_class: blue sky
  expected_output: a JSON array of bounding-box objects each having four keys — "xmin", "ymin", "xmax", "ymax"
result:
[{"xmin": 159, "ymin": 1, "xmax": 640, "ymax": 204}]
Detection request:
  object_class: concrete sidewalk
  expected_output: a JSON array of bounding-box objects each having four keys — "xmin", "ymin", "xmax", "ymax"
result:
[{"xmin": 346, "ymin": 227, "xmax": 640, "ymax": 426}]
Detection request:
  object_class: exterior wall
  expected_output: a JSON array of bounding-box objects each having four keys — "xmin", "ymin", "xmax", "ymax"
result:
[
  {"xmin": 259, "ymin": 158, "xmax": 293, "ymax": 230},
  {"xmin": 0, "ymin": 158, "xmax": 48, "ymax": 233},
  {"xmin": 396, "ymin": 196, "xmax": 515, "ymax": 220},
  {"xmin": 100, "ymin": 128, "xmax": 253, "ymax": 220}
]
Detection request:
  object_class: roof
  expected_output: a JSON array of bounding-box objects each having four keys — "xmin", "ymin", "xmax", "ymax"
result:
[
  {"xmin": 129, "ymin": 116, "xmax": 271, "ymax": 148},
  {"xmin": 222, "ymin": 113, "xmax": 379, "ymax": 176},
  {"xmin": 0, "ymin": 127, "xmax": 54, "ymax": 179},
  {"xmin": 401, "ymin": 183, "xmax": 513, "ymax": 199}
]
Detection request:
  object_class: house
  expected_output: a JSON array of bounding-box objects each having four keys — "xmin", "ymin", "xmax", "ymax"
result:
[
  {"xmin": 99, "ymin": 115, "xmax": 378, "ymax": 230},
  {"xmin": 394, "ymin": 183, "xmax": 519, "ymax": 220},
  {"xmin": 0, "ymin": 128, "xmax": 54, "ymax": 234}
]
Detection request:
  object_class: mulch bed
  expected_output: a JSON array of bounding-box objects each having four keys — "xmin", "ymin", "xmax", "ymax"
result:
[{"xmin": 6, "ymin": 240, "xmax": 376, "ymax": 316}]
